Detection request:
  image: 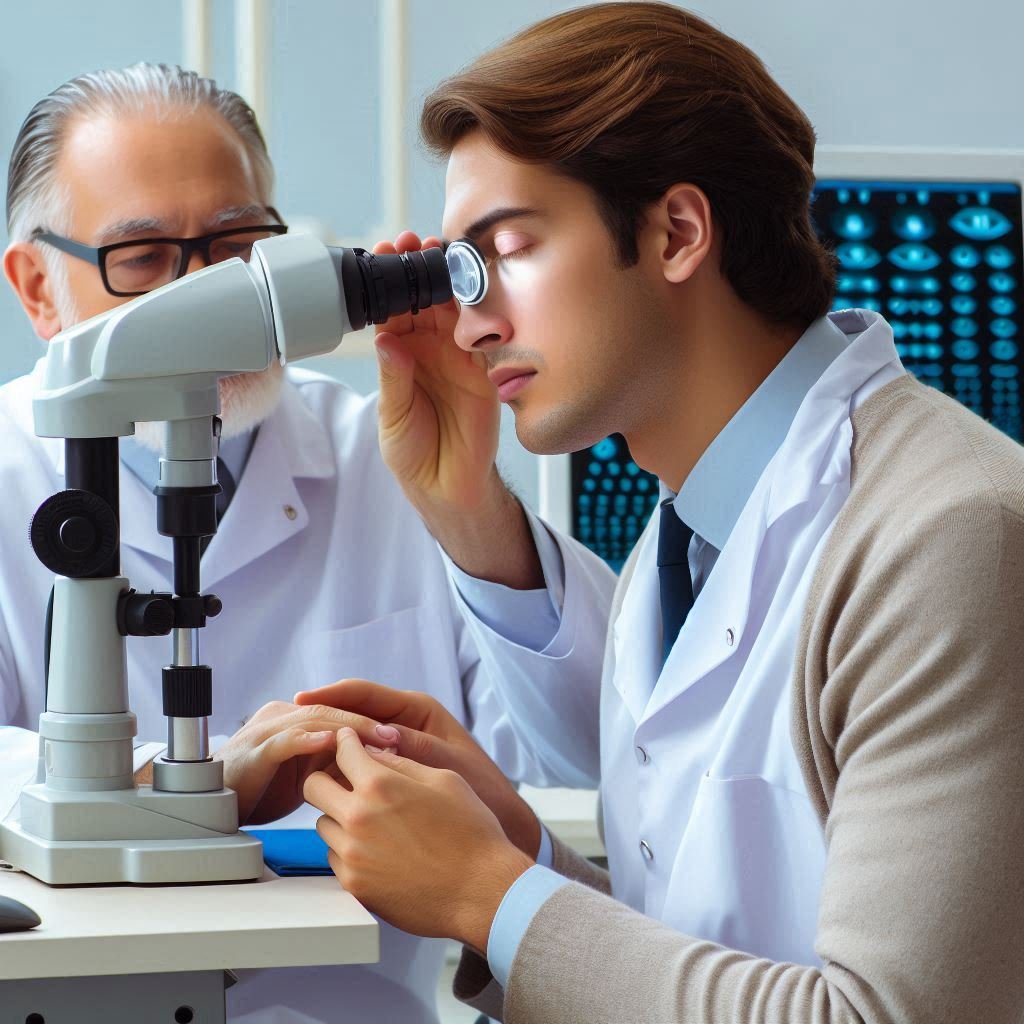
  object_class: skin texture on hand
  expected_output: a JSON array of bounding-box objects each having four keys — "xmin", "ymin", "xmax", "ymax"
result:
[
  {"xmin": 296, "ymin": 678, "xmax": 542, "ymax": 857},
  {"xmin": 215, "ymin": 700, "xmax": 398, "ymax": 825},
  {"xmin": 372, "ymin": 231, "xmax": 543, "ymax": 589},
  {"xmin": 305, "ymin": 727, "xmax": 535, "ymax": 951}
]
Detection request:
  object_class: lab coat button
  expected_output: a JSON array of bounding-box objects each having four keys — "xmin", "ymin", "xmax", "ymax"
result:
[
  {"xmin": 283, "ymin": 504, "xmax": 298, "ymax": 521},
  {"xmin": 639, "ymin": 840, "xmax": 654, "ymax": 862},
  {"xmin": 726, "ymin": 628, "xmax": 736, "ymax": 646},
  {"xmin": 635, "ymin": 745, "xmax": 650, "ymax": 765}
]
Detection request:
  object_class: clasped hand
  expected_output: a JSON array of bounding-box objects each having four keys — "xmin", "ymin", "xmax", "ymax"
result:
[{"xmin": 297, "ymin": 680, "xmax": 539, "ymax": 949}]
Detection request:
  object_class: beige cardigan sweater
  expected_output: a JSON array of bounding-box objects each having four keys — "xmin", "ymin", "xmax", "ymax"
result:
[{"xmin": 456, "ymin": 375, "xmax": 1024, "ymax": 1023}]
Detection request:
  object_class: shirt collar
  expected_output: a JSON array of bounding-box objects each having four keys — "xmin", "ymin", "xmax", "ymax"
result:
[{"xmin": 670, "ymin": 315, "xmax": 851, "ymax": 550}]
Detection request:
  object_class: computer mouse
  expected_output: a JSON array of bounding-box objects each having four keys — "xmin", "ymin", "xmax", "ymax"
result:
[{"xmin": 0, "ymin": 894, "xmax": 41, "ymax": 932}]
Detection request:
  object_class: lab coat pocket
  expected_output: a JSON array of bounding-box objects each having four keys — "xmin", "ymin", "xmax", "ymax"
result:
[
  {"xmin": 304, "ymin": 604, "xmax": 459, "ymax": 700},
  {"xmin": 663, "ymin": 773, "xmax": 826, "ymax": 967}
]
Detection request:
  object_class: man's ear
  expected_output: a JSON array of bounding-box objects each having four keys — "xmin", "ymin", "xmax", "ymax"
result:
[
  {"xmin": 648, "ymin": 184, "xmax": 714, "ymax": 285},
  {"xmin": 4, "ymin": 242, "xmax": 62, "ymax": 340}
]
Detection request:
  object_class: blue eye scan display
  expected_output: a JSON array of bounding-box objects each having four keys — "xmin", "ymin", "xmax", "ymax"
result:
[
  {"xmin": 814, "ymin": 179, "xmax": 1023, "ymax": 441},
  {"xmin": 570, "ymin": 177, "xmax": 1024, "ymax": 571}
]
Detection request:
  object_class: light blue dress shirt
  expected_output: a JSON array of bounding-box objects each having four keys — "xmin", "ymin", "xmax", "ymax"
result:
[{"xmin": 486, "ymin": 316, "xmax": 851, "ymax": 988}]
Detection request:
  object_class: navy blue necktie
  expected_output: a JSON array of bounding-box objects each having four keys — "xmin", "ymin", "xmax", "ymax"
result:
[{"xmin": 657, "ymin": 500, "xmax": 695, "ymax": 664}]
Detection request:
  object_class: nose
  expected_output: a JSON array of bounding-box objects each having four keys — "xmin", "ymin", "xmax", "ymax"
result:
[
  {"xmin": 184, "ymin": 248, "xmax": 211, "ymax": 277},
  {"xmin": 453, "ymin": 303, "xmax": 513, "ymax": 353}
]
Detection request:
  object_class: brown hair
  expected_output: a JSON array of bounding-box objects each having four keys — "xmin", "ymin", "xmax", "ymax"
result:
[{"xmin": 421, "ymin": 2, "xmax": 835, "ymax": 327}]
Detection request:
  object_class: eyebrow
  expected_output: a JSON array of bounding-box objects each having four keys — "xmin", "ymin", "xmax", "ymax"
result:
[
  {"xmin": 94, "ymin": 217, "xmax": 168, "ymax": 245},
  {"xmin": 94, "ymin": 205, "xmax": 271, "ymax": 245},
  {"xmin": 444, "ymin": 205, "xmax": 539, "ymax": 246}
]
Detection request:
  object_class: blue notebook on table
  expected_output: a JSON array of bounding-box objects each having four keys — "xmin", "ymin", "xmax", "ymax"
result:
[{"xmin": 246, "ymin": 828, "xmax": 332, "ymax": 876}]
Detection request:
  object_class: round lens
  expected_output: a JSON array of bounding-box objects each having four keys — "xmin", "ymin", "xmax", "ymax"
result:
[{"xmin": 445, "ymin": 240, "xmax": 487, "ymax": 305}]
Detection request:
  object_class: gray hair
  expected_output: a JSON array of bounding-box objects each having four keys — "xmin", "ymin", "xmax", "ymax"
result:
[{"xmin": 6, "ymin": 62, "xmax": 275, "ymax": 248}]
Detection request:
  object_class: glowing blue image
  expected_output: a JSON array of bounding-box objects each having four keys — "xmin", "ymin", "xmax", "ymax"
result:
[
  {"xmin": 832, "ymin": 209, "xmax": 876, "ymax": 240},
  {"xmin": 950, "ymin": 245, "xmax": 981, "ymax": 268},
  {"xmin": 990, "ymin": 296, "xmax": 1016, "ymax": 316},
  {"xmin": 989, "ymin": 272, "xmax": 1016, "ymax": 293},
  {"xmin": 949, "ymin": 206, "xmax": 1013, "ymax": 241},
  {"xmin": 951, "ymin": 318, "xmax": 979, "ymax": 338},
  {"xmin": 888, "ymin": 243, "xmax": 941, "ymax": 271},
  {"xmin": 892, "ymin": 210, "xmax": 936, "ymax": 240},
  {"xmin": 984, "ymin": 245, "xmax": 1015, "ymax": 269},
  {"xmin": 950, "ymin": 273, "xmax": 977, "ymax": 292},
  {"xmin": 837, "ymin": 273, "xmax": 880, "ymax": 293},
  {"xmin": 922, "ymin": 299, "xmax": 943, "ymax": 316},
  {"xmin": 991, "ymin": 340, "xmax": 1019, "ymax": 360},
  {"xmin": 952, "ymin": 363, "xmax": 981, "ymax": 377},
  {"xmin": 992, "ymin": 364, "xmax": 1020, "ymax": 378},
  {"xmin": 952, "ymin": 340, "xmax": 979, "ymax": 360},
  {"xmin": 991, "ymin": 318, "xmax": 1017, "ymax": 339},
  {"xmin": 591, "ymin": 438, "xmax": 617, "ymax": 460},
  {"xmin": 950, "ymin": 295, "xmax": 977, "ymax": 315},
  {"xmin": 836, "ymin": 242, "xmax": 881, "ymax": 269}
]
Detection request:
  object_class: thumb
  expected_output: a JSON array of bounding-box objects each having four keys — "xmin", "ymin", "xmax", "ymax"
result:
[{"xmin": 375, "ymin": 332, "xmax": 417, "ymax": 430}]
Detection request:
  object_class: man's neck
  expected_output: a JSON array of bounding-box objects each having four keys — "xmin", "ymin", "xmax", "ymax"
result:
[{"xmin": 627, "ymin": 303, "xmax": 807, "ymax": 491}]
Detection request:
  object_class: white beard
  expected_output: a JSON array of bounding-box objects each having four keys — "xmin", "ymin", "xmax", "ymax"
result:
[{"xmin": 131, "ymin": 361, "xmax": 285, "ymax": 452}]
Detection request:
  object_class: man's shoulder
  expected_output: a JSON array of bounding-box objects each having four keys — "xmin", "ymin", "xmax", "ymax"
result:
[{"xmin": 849, "ymin": 374, "xmax": 1024, "ymax": 527}]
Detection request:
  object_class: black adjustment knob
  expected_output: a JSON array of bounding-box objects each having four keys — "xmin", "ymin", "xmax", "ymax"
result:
[
  {"xmin": 163, "ymin": 665, "xmax": 213, "ymax": 718},
  {"xmin": 203, "ymin": 594, "xmax": 223, "ymax": 618},
  {"xmin": 118, "ymin": 591, "xmax": 175, "ymax": 637},
  {"xmin": 30, "ymin": 489, "xmax": 118, "ymax": 578}
]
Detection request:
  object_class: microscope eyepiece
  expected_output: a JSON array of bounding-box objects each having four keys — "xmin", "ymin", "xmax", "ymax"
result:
[{"xmin": 332, "ymin": 246, "xmax": 453, "ymax": 331}]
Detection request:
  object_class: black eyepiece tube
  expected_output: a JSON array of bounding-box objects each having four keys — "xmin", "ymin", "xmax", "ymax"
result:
[{"xmin": 330, "ymin": 246, "xmax": 453, "ymax": 332}]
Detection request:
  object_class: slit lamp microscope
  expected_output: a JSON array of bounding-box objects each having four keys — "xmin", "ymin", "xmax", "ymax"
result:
[{"xmin": 0, "ymin": 233, "xmax": 453, "ymax": 886}]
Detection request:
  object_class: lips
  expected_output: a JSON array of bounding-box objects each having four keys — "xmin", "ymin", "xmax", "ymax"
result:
[
  {"xmin": 488, "ymin": 365, "xmax": 537, "ymax": 402},
  {"xmin": 488, "ymin": 366, "xmax": 535, "ymax": 388}
]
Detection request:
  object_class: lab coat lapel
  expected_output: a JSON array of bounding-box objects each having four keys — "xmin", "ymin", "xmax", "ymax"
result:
[
  {"xmin": 610, "ymin": 518, "xmax": 663, "ymax": 723},
  {"xmin": 198, "ymin": 381, "xmax": 334, "ymax": 590},
  {"xmin": 641, "ymin": 483, "xmax": 767, "ymax": 723}
]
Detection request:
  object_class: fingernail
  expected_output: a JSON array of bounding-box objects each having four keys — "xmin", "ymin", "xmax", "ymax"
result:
[{"xmin": 375, "ymin": 724, "xmax": 400, "ymax": 744}]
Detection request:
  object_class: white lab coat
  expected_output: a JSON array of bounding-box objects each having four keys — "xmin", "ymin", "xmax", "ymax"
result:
[
  {"xmin": 0, "ymin": 361, "xmax": 616, "ymax": 1024},
  {"xmin": 600, "ymin": 312, "xmax": 905, "ymax": 966}
]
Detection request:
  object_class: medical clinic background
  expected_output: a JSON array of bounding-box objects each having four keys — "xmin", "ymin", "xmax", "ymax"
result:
[{"xmin": 1, "ymin": 0, "xmax": 1022, "ymax": 515}]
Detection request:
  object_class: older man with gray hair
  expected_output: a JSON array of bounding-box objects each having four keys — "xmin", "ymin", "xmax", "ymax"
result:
[{"xmin": 0, "ymin": 64, "xmax": 615, "ymax": 1023}]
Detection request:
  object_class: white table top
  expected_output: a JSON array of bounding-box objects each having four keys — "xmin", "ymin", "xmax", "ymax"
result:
[
  {"xmin": 0, "ymin": 867, "xmax": 378, "ymax": 981},
  {"xmin": 523, "ymin": 786, "xmax": 604, "ymax": 859}
]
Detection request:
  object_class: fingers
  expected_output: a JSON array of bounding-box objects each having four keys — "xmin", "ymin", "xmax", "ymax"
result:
[
  {"xmin": 304, "ymin": 769, "xmax": 349, "ymax": 814},
  {"xmin": 374, "ymin": 330, "xmax": 418, "ymax": 427},
  {"xmin": 245, "ymin": 701, "xmax": 387, "ymax": 750},
  {"xmin": 263, "ymin": 727, "xmax": 335, "ymax": 765},
  {"xmin": 295, "ymin": 679, "xmax": 436, "ymax": 729}
]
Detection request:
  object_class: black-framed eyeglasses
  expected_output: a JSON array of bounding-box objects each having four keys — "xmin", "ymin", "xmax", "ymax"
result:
[{"xmin": 31, "ymin": 209, "xmax": 289, "ymax": 297}]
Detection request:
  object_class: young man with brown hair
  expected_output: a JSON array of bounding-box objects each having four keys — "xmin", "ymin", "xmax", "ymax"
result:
[{"xmin": 301, "ymin": 4, "xmax": 1024, "ymax": 1022}]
